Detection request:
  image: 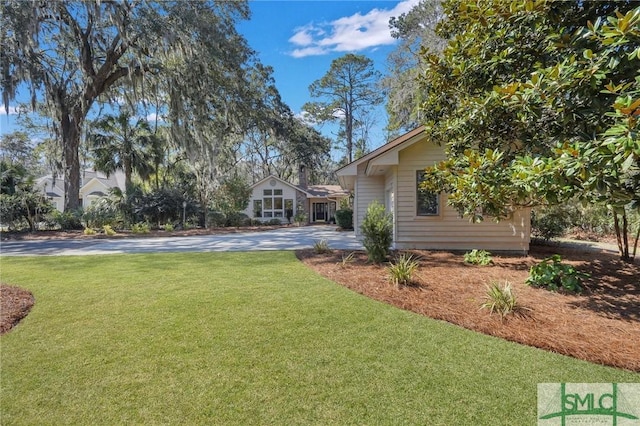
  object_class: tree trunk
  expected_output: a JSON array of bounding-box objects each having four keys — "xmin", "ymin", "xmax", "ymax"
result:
[
  {"xmin": 61, "ymin": 111, "xmax": 83, "ymax": 212},
  {"xmin": 613, "ymin": 209, "xmax": 632, "ymax": 262}
]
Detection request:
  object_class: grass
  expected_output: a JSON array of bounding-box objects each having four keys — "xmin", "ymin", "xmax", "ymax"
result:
[{"xmin": 1, "ymin": 252, "xmax": 638, "ymax": 425}]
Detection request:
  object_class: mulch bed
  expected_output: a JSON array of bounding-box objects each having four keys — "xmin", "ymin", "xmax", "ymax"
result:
[
  {"xmin": 296, "ymin": 244, "xmax": 640, "ymax": 372},
  {"xmin": 0, "ymin": 285, "xmax": 35, "ymax": 335}
]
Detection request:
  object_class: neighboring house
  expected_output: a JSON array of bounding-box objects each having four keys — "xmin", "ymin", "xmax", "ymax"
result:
[
  {"xmin": 35, "ymin": 169, "xmax": 126, "ymax": 212},
  {"xmin": 335, "ymin": 126, "xmax": 531, "ymax": 253},
  {"xmin": 243, "ymin": 168, "xmax": 349, "ymax": 224}
]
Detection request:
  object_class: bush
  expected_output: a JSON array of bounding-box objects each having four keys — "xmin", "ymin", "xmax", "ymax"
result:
[
  {"xmin": 82, "ymin": 199, "xmax": 120, "ymax": 229},
  {"xmin": 163, "ymin": 223, "xmax": 174, "ymax": 232},
  {"xmin": 225, "ymin": 212, "xmax": 249, "ymax": 227},
  {"xmin": 388, "ymin": 253, "xmax": 419, "ymax": 287},
  {"xmin": 83, "ymin": 227, "xmax": 96, "ymax": 235},
  {"xmin": 464, "ymin": 249, "xmax": 493, "ymax": 265},
  {"xmin": 525, "ymin": 255, "xmax": 589, "ymax": 293},
  {"xmin": 103, "ymin": 225, "xmax": 116, "ymax": 236},
  {"xmin": 360, "ymin": 201, "xmax": 393, "ymax": 263},
  {"xmin": 267, "ymin": 218, "xmax": 282, "ymax": 226},
  {"xmin": 480, "ymin": 281, "xmax": 521, "ymax": 318},
  {"xmin": 335, "ymin": 209, "xmax": 353, "ymax": 229},
  {"xmin": 208, "ymin": 211, "xmax": 226, "ymax": 227},
  {"xmin": 313, "ymin": 239, "xmax": 331, "ymax": 254},
  {"xmin": 51, "ymin": 209, "xmax": 83, "ymax": 230},
  {"xmin": 293, "ymin": 211, "xmax": 307, "ymax": 225},
  {"xmin": 131, "ymin": 222, "xmax": 150, "ymax": 234}
]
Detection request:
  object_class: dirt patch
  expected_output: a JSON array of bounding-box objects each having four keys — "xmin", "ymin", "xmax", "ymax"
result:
[
  {"xmin": 297, "ymin": 244, "xmax": 640, "ymax": 372},
  {"xmin": 0, "ymin": 285, "xmax": 35, "ymax": 335}
]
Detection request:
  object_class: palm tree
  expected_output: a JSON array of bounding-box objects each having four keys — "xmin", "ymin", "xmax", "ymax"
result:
[{"xmin": 88, "ymin": 111, "xmax": 155, "ymax": 192}]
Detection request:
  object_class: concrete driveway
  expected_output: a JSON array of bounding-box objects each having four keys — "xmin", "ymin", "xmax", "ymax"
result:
[{"xmin": 0, "ymin": 225, "xmax": 363, "ymax": 256}]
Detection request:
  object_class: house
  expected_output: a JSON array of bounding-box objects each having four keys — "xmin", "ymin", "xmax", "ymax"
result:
[
  {"xmin": 243, "ymin": 167, "xmax": 349, "ymax": 224},
  {"xmin": 335, "ymin": 126, "xmax": 531, "ymax": 253},
  {"xmin": 35, "ymin": 169, "xmax": 126, "ymax": 212}
]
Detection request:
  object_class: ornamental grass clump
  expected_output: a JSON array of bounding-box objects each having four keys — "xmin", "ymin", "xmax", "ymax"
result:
[
  {"xmin": 388, "ymin": 253, "xmax": 420, "ymax": 288},
  {"xmin": 480, "ymin": 281, "xmax": 521, "ymax": 319},
  {"xmin": 360, "ymin": 201, "xmax": 393, "ymax": 263},
  {"xmin": 313, "ymin": 239, "xmax": 332, "ymax": 254}
]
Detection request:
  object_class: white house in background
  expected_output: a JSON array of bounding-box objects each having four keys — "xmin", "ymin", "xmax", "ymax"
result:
[
  {"xmin": 243, "ymin": 168, "xmax": 349, "ymax": 224},
  {"xmin": 335, "ymin": 126, "xmax": 531, "ymax": 253},
  {"xmin": 35, "ymin": 169, "xmax": 126, "ymax": 212}
]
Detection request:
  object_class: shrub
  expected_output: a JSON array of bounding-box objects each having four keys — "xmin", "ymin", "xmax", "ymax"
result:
[
  {"xmin": 360, "ymin": 201, "xmax": 393, "ymax": 263},
  {"xmin": 464, "ymin": 249, "xmax": 493, "ymax": 265},
  {"xmin": 293, "ymin": 211, "xmax": 307, "ymax": 225},
  {"xmin": 525, "ymin": 255, "xmax": 589, "ymax": 293},
  {"xmin": 226, "ymin": 212, "xmax": 249, "ymax": 227},
  {"xmin": 335, "ymin": 209, "xmax": 353, "ymax": 229},
  {"xmin": 51, "ymin": 209, "xmax": 83, "ymax": 230},
  {"xmin": 388, "ymin": 253, "xmax": 420, "ymax": 287},
  {"xmin": 480, "ymin": 281, "xmax": 521, "ymax": 318},
  {"xmin": 531, "ymin": 203, "xmax": 579, "ymax": 241},
  {"xmin": 83, "ymin": 227, "xmax": 96, "ymax": 235},
  {"xmin": 267, "ymin": 218, "xmax": 282, "ymax": 226},
  {"xmin": 102, "ymin": 225, "xmax": 116, "ymax": 236},
  {"xmin": 313, "ymin": 239, "xmax": 331, "ymax": 254},
  {"xmin": 163, "ymin": 223, "xmax": 174, "ymax": 232},
  {"xmin": 82, "ymin": 199, "xmax": 120, "ymax": 229},
  {"xmin": 131, "ymin": 222, "xmax": 150, "ymax": 234},
  {"xmin": 208, "ymin": 211, "xmax": 226, "ymax": 227}
]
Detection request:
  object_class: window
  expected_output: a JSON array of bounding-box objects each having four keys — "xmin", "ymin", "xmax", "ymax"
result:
[
  {"xmin": 416, "ymin": 171, "xmax": 439, "ymax": 216},
  {"xmin": 253, "ymin": 200, "xmax": 262, "ymax": 218},
  {"xmin": 262, "ymin": 187, "xmax": 285, "ymax": 218}
]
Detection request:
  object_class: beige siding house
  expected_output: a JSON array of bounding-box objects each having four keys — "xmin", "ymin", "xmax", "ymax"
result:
[{"xmin": 336, "ymin": 126, "xmax": 531, "ymax": 253}]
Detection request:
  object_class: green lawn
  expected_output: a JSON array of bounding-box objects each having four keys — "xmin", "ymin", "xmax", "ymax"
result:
[{"xmin": 1, "ymin": 252, "xmax": 637, "ymax": 425}]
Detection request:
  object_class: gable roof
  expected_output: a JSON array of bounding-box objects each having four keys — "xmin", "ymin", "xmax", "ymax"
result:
[
  {"xmin": 251, "ymin": 174, "xmax": 349, "ymax": 199},
  {"xmin": 335, "ymin": 126, "xmax": 426, "ymax": 190}
]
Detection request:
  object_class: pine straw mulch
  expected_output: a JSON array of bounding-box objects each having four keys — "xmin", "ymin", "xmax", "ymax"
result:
[
  {"xmin": 0, "ymin": 285, "xmax": 35, "ymax": 335},
  {"xmin": 296, "ymin": 244, "xmax": 640, "ymax": 372}
]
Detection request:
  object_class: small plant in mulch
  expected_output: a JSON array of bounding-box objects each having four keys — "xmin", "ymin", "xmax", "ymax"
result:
[
  {"xmin": 103, "ymin": 225, "xmax": 117, "ymax": 236},
  {"xmin": 313, "ymin": 239, "xmax": 332, "ymax": 254},
  {"xmin": 464, "ymin": 249, "xmax": 493, "ymax": 265},
  {"xmin": 83, "ymin": 227, "xmax": 96, "ymax": 235},
  {"xmin": 337, "ymin": 251, "xmax": 356, "ymax": 267},
  {"xmin": 388, "ymin": 253, "xmax": 420, "ymax": 288},
  {"xmin": 480, "ymin": 281, "xmax": 524, "ymax": 319},
  {"xmin": 526, "ymin": 254, "xmax": 589, "ymax": 293}
]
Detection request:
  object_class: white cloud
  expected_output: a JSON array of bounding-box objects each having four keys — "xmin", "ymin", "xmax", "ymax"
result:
[
  {"xmin": 146, "ymin": 112, "xmax": 159, "ymax": 122},
  {"xmin": 294, "ymin": 110, "xmax": 318, "ymax": 125},
  {"xmin": 3, "ymin": 105, "xmax": 23, "ymax": 115},
  {"xmin": 288, "ymin": 0, "xmax": 420, "ymax": 57}
]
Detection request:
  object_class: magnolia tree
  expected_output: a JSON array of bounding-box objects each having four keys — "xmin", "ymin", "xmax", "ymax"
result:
[{"xmin": 418, "ymin": 0, "xmax": 639, "ymax": 261}]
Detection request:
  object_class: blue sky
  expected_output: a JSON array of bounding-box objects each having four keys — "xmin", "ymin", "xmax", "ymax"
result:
[{"xmin": 0, "ymin": 0, "xmax": 418, "ymax": 151}]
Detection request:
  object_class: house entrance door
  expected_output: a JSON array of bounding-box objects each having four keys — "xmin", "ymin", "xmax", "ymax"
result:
[{"xmin": 313, "ymin": 202, "xmax": 327, "ymax": 222}]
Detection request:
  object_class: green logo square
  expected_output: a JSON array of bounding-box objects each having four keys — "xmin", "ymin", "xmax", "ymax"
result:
[{"xmin": 538, "ymin": 383, "xmax": 640, "ymax": 425}]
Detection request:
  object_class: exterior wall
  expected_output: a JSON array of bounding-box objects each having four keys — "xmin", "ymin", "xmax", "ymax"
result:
[
  {"xmin": 393, "ymin": 139, "xmax": 530, "ymax": 253},
  {"xmin": 353, "ymin": 163, "xmax": 385, "ymax": 237},
  {"xmin": 244, "ymin": 178, "xmax": 299, "ymax": 223},
  {"xmin": 384, "ymin": 168, "xmax": 397, "ymax": 243},
  {"xmin": 80, "ymin": 179, "xmax": 109, "ymax": 209}
]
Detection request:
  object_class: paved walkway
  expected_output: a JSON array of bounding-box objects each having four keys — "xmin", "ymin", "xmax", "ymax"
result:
[{"xmin": 0, "ymin": 225, "xmax": 363, "ymax": 256}]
